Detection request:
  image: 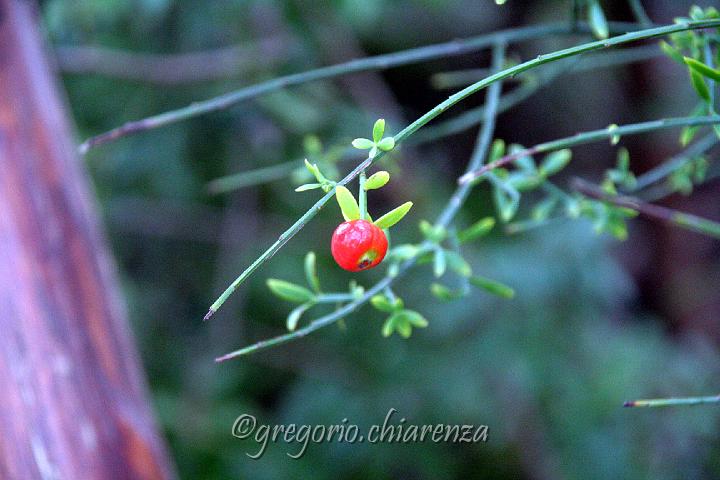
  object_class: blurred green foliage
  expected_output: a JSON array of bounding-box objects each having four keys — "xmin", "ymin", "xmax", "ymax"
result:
[{"xmin": 46, "ymin": 0, "xmax": 720, "ymax": 478}]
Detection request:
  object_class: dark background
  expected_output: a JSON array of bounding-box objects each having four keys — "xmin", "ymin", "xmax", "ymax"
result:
[{"xmin": 44, "ymin": 0, "xmax": 720, "ymax": 478}]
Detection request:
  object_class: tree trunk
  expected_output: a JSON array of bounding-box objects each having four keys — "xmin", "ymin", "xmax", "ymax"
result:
[{"xmin": 0, "ymin": 1, "xmax": 175, "ymax": 478}]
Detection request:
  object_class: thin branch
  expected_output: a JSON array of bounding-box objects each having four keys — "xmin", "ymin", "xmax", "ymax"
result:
[
  {"xmin": 624, "ymin": 394, "xmax": 720, "ymax": 407},
  {"xmin": 78, "ymin": 21, "xmax": 649, "ymax": 153},
  {"xmin": 206, "ymin": 160, "xmax": 301, "ymax": 194},
  {"xmin": 204, "ymin": 20, "xmax": 720, "ymax": 321},
  {"xmin": 627, "ymin": 0, "xmax": 652, "ymax": 29},
  {"xmin": 54, "ymin": 37, "xmax": 290, "ymax": 84},
  {"xmin": 215, "ymin": 42, "xmax": 507, "ymax": 361},
  {"xmin": 630, "ymin": 133, "xmax": 718, "ymax": 192},
  {"xmin": 459, "ymin": 115, "xmax": 720, "ymax": 185},
  {"xmin": 572, "ymin": 178, "xmax": 720, "ymax": 239}
]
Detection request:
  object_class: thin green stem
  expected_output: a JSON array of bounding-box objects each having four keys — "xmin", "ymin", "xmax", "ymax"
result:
[
  {"xmin": 630, "ymin": 132, "xmax": 718, "ymax": 192},
  {"xmin": 627, "ymin": 0, "xmax": 652, "ymax": 28},
  {"xmin": 214, "ymin": 43, "xmax": 507, "ymax": 360},
  {"xmin": 459, "ymin": 115, "xmax": 720, "ymax": 185},
  {"xmin": 78, "ymin": 21, "xmax": 648, "ymax": 153},
  {"xmin": 572, "ymin": 178, "xmax": 720, "ymax": 239},
  {"xmin": 206, "ymin": 160, "xmax": 300, "ymax": 194},
  {"xmin": 624, "ymin": 394, "xmax": 720, "ymax": 407},
  {"xmin": 359, "ymin": 170, "xmax": 367, "ymax": 219},
  {"xmin": 205, "ymin": 20, "xmax": 720, "ymax": 321}
]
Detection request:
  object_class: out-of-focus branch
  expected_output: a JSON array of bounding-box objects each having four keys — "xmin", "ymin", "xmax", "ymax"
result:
[
  {"xmin": 54, "ymin": 36, "xmax": 291, "ymax": 84},
  {"xmin": 572, "ymin": 178, "xmax": 720, "ymax": 239}
]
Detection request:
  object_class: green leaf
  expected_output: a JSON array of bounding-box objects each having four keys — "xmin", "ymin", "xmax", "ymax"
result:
[
  {"xmin": 489, "ymin": 139, "xmax": 506, "ymax": 162},
  {"xmin": 588, "ymin": 1, "xmax": 609, "ymax": 40},
  {"xmin": 373, "ymin": 119, "xmax": 386, "ymax": 143},
  {"xmin": 304, "ymin": 252, "xmax": 321, "ymax": 293},
  {"xmin": 352, "ymin": 138, "xmax": 374, "ymax": 150},
  {"xmin": 286, "ymin": 303, "xmax": 313, "ymax": 331},
  {"xmin": 680, "ymin": 125, "xmax": 700, "ymax": 146},
  {"xmin": 470, "ymin": 276, "xmax": 515, "ymax": 299},
  {"xmin": 364, "ymin": 171, "xmax": 390, "ymax": 190},
  {"xmin": 433, "ymin": 247, "xmax": 446, "ymax": 278},
  {"xmin": 445, "ymin": 251, "xmax": 472, "ymax": 277},
  {"xmin": 387, "ymin": 244, "xmax": 420, "ymax": 261},
  {"xmin": 431, "ymin": 283, "xmax": 464, "ymax": 301},
  {"xmin": 401, "ymin": 310, "xmax": 429, "ymax": 328},
  {"xmin": 539, "ymin": 149, "xmax": 572, "ymax": 177},
  {"xmin": 335, "ymin": 186, "xmax": 360, "ymax": 221},
  {"xmin": 689, "ymin": 69, "xmax": 711, "ymax": 103},
  {"xmin": 659, "ymin": 41, "xmax": 685, "ymax": 65},
  {"xmin": 374, "ymin": 201, "xmax": 413, "ymax": 229},
  {"xmin": 419, "ymin": 220, "xmax": 447, "ymax": 242},
  {"xmin": 381, "ymin": 314, "xmax": 397, "ymax": 337},
  {"xmin": 377, "ymin": 137, "xmax": 395, "ymax": 151},
  {"xmin": 304, "ymin": 159, "xmax": 328, "ymax": 184},
  {"xmin": 493, "ymin": 184, "xmax": 520, "ymax": 223},
  {"xmin": 684, "ymin": 57, "xmax": 720, "ymax": 82},
  {"xmin": 457, "ymin": 217, "xmax": 495, "ymax": 243},
  {"xmin": 371, "ymin": 294, "xmax": 395, "ymax": 312},
  {"xmin": 295, "ymin": 183, "xmax": 322, "ymax": 192},
  {"xmin": 267, "ymin": 279, "xmax": 316, "ymax": 303},
  {"xmin": 531, "ymin": 195, "xmax": 559, "ymax": 221},
  {"xmin": 395, "ymin": 317, "xmax": 412, "ymax": 338}
]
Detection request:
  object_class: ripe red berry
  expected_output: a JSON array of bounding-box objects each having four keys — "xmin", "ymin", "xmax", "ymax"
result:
[{"xmin": 331, "ymin": 219, "xmax": 388, "ymax": 272}]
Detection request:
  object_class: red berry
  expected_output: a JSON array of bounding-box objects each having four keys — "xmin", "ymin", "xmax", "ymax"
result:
[{"xmin": 331, "ymin": 219, "xmax": 388, "ymax": 272}]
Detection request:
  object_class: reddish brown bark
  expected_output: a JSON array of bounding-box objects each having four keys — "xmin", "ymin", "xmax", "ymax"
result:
[{"xmin": 0, "ymin": 1, "xmax": 174, "ymax": 478}]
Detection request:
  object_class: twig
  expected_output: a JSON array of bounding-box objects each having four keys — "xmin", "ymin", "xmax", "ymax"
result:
[
  {"xmin": 77, "ymin": 21, "xmax": 650, "ymax": 153},
  {"xmin": 459, "ymin": 115, "xmax": 720, "ymax": 185},
  {"xmin": 215, "ymin": 42, "xmax": 507, "ymax": 361},
  {"xmin": 624, "ymin": 394, "xmax": 720, "ymax": 407},
  {"xmin": 54, "ymin": 37, "xmax": 290, "ymax": 84},
  {"xmin": 627, "ymin": 0, "xmax": 652, "ymax": 29},
  {"xmin": 206, "ymin": 160, "xmax": 301, "ymax": 194},
  {"xmin": 630, "ymin": 133, "xmax": 718, "ymax": 192},
  {"xmin": 204, "ymin": 20, "xmax": 720, "ymax": 321},
  {"xmin": 572, "ymin": 178, "xmax": 720, "ymax": 239}
]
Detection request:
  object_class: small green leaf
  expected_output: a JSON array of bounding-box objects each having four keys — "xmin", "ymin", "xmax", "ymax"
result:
[
  {"xmin": 287, "ymin": 303, "xmax": 313, "ymax": 331},
  {"xmin": 374, "ymin": 201, "xmax": 413, "ymax": 229},
  {"xmin": 401, "ymin": 310, "xmax": 429, "ymax": 328},
  {"xmin": 377, "ymin": 137, "xmax": 395, "ymax": 151},
  {"xmin": 680, "ymin": 125, "xmax": 700, "ymax": 146},
  {"xmin": 381, "ymin": 314, "xmax": 397, "ymax": 337},
  {"xmin": 419, "ymin": 220, "xmax": 447, "ymax": 242},
  {"xmin": 607, "ymin": 124, "xmax": 620, "ymax": 145},
  {"xmin": 304, "ymin": 252, "xmax": 321, "ymax": 293},
  {"xmin": 373, "ymin": 119, "xmax": 386, "ymax": 143},
  {"xmin": 684, "ymin": 57, "xmax": 720, "ymax": 82},
  {"xmin": 539, "ymin": 149, "xmax": 572, "ymax": 177},
  {"xmin": 431, "ymin": 283, "xmax": 464, "ymax": 301},
  {"xmin": 352, "ymin": 138, "xmax": 374, "ymax": 150},
  {"xmin": 295, "ymin": 183, "xmax": 322, "ymax": 192},
  {"xmin": 689, "ymin": 69, "xmax": 711, "ymax": 102},
  {"xmin": 493, "ymin": 185, "xmax": 520, "ymax": 223},
  {"xmin": 470, "ymin": 276, "xmax": 515, "ymax": 299},
  {"xmin": 588, "ymin": 0, "xmax": 609, "ymax": 40},
  {"xmin": 659, "ymin": 41, "xmax": 685, "ymax": 65},
  {"xmin": 531, "ymin": 196, "xmax": 559, "ymax": 221},
  {"xmin": 335, "ymin": 186, "xmax": 360, "ymax": 221},
  {"xmin": 371, "ymin": 294, "xmax": 395, "ymax": 312},
  {"xmin": 445, "ymin": 251, "xmax": 472, "ymax": 277},
  {"xmin": 396, "ymin": 317, "xmax": 412, "ymax": 338},
  {"xmin": 457, "ymin": 217, "xmax": 495, "ymax": 243},
  {"xmin": 267, "ymin": 279, "xmax": 316, "ymax": 303},
  {"xmin": 489, "ymin": 139, "xmax": 506, "ymax": 162},
  {"xmin": 387, "ymin": 244, "xmax": 420, "ymax": 261},
  {"xmin": 304, "ymin": 159, "xmax": 328, "ymax": 184},
  {"xmin": 364, "ymin": 171, "xmax": 390, "ymax": 190}
]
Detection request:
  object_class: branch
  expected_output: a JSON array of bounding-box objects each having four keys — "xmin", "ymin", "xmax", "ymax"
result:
[
  {"xmin": 204, "ymin": 20, "xmax": 720, "ymax": 321},
  {"xmin": 54, "ymin": 37, "xmax": 290, "ymax": 84},
  {"xmin": 78, "ymin": 21, "xmax": 649, "ymax": 153},
  {"xmin": 459, "ymin": 115, "xmax": 720, "ymax": 185},
  {"xmin": 624, "ymin": 394, "xmax": 720, "ymax": 408},
  {"xmin": 572, "ymin": 178, "xmax": 720, "ymax": 239},
  {"xmin": 215, "ymin": 42, "xmax": 508, "ymax": 361},
  {"xmin": 630, "ymin": 133, "xmax": 718, "ymax": 192}
]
